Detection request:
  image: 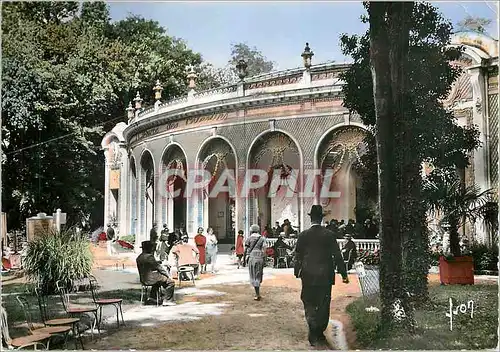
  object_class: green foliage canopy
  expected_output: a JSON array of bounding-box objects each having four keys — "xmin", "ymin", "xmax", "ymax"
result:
[{"xmin": 1, "ymin": 2, "xmax": 223, "ymax": 230}]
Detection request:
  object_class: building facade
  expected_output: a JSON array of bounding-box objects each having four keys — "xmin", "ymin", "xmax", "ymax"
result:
[{"xmin": 102, "ymin": 33, "xmax": 498, "ymax": 249}]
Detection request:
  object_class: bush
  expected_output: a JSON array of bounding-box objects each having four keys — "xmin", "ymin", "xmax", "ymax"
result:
[
  {"xmin": 357, "ymin": 248, "xmax": 380, "ymax": 266},
  {"xmin": 469, "ymin": 243, "xmax": 498, "ymax": 272},
  {"xmin": 119, "ymin": 234, "xmax": 135, "ymax": 244},
  {"xmin": 22, "ymin": 228, "xmax": 93, "ymax": 293}
]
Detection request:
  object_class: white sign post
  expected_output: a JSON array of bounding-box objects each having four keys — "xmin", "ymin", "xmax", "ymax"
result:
[{"xmin": 52, "ymin": 209, "xmax": 67, "ymax": 232}]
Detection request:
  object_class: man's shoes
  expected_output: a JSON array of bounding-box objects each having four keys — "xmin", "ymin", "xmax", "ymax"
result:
[
  {"xmin": 309, "ymin": 333, "xmax": 327, "ymax": 347},
  {"xmin": 162, "ymin": 300, "xmax": 176, "ymax": 306}
]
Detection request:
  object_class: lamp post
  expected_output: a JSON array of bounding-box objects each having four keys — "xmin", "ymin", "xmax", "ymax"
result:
[
  {"xmin": 236, "ymin": 59, "xmax": 248, "ymax": 81},
  {"xmin": 186, "ymin": 65, "xmax": 197, "ymax": 89},
  {"xmin": 133, "ymin": 91, "xmax": 143, "ymax": 110},
  {"xmin": 301, "ymin": 42, "xmax": 314, "ymax": 69},
  {"xmin": 153, "ymin": 80, "xmax": 163, "ymax": 101},
  {"xmin": 126, "ymin": 102, "xmax": 135, "ymax": 122}
]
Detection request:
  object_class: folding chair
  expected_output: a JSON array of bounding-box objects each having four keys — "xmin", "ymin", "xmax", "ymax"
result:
[
  {"xmin": 177, "ymin": 266, "xmax": 196, "ymax": 287},
  {"xmin": 276, "ymin": 248, "xmax": 289, "ymax": 268},
  {"xmin": 35, "ymin": 287, "xmax": 83, "ymax": 349},
  {"xmin": 140, "ymin": 283, "xmax": 160, "ymax": 306},
  {"xmin": 16, "ymin": 295, "xmax": 72, "ymax": 348},
  {"xmin": 88, "ymin": 275, "xmax": 125, "ymax": 328},
  {"xmin": 56, "ymin": 280, "xmax": 100, "ymax": 340},
  {"xmin": 1, "ymin": 306, "xmax": 50, "ymax": 350},
  {"xmin": 344, "ymin": 249, "xmax": 353, "ymax": 270}
]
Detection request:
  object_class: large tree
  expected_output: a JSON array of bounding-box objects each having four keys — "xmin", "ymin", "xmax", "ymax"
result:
[
  {"xmin": 366, "ymin": 1, "xmax": 416, "ymax": 330},
  {"xmin": 341, "ymin": 2, "xmax": 479, "ymax": 313},
  {"xmin": 1, "ymin": 2, "xmax": 219, "ymax": 230},
  {"xmin": 228, "ymin": 42, "xmax": 274, "ymax": 77}
]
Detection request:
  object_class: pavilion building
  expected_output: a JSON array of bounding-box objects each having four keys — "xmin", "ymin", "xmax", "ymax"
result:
[{"xmin": 102, "ymin": 33, "xmax": 498, "ymax": 250}]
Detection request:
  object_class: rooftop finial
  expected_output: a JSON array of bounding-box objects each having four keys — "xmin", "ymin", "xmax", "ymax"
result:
[{"xmin": 301, "ymin": 42, "xmax": 314, "ymax": 69}]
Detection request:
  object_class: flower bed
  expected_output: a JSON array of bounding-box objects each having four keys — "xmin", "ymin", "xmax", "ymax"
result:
[{"xmin": 357, "ymin": 248, "xmax": 380, "ymax": 266}]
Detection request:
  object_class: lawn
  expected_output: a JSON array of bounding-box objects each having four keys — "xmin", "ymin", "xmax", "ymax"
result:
[{"xmin": 346, "ymin": 283, "xmax": 498, "ymax": 349}]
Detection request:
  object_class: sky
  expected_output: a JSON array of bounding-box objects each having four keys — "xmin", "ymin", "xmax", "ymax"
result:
[{"xmin": 108, "ymin": 1, "xmax": 499, "ymax": 69}]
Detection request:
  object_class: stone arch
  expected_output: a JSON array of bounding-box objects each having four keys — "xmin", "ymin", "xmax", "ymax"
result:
[
  {"xmin": 139, "ymin": 149, "xmax": 155, "ymax": 242},
  {"xmin": 159, "ymin": 143, "xmax": 188, "ymax": 232},
  {"xmin": 246, "ymin": 130, "xmax": 303, "ymax": 234},
  {"xmin": 315, "ymin": 125, "xmax": 369, "ymax": 224},
  {"xmin": 196, "ymin": 136, "xmax": 238, "ymax": 242}
]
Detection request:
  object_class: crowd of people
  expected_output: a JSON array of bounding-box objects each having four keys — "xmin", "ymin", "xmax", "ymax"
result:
[
  {"xmin": 134, "ymin": 207, "xmax": 373, "ymax": 348},
  {"xmin": 325, "ymin": 218, "xmax": 379, "ymax": 239}
]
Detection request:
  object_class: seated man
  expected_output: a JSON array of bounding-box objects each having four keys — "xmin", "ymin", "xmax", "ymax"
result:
[
  {"xmin": 273, "ymin": 233, "xmax": 292, "ymax": 268},
  {"xmin": 171, "ymin": 234, "xmax": 200, "ymax": 279},
  {"xmin": 342, "ymin": 234, "xmax": 358, "ymax": 270},
  {"xmin": 136, "ymin": 241, "xmax": 176, "ymax": 306}
]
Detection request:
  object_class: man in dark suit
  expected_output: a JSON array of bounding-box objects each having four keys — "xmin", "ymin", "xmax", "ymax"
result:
[
  {"xmin": 136, "ymin": 241, "xmax": 176, "ymax": 306},
  {"xmin": 150, "ymin": 223, "xmax": 158, "ymax": 244},
  {"xmin": 294, "ymin": 205, "xmax": 349, "ymax": 347}
]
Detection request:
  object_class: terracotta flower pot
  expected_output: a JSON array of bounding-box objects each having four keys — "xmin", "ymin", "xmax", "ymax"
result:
[{"xmin": 439, "ymin": 256, "xmax": 474, "ymax": 285}]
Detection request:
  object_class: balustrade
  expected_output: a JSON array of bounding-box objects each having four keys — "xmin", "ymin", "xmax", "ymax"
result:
[{"xmin": 264, "ymin": 238, "xmax": 380, "ymax": 252}]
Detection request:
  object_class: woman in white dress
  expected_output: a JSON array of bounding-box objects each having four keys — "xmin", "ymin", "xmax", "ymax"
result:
[{"xmin": 205, "ymin": 228, "xmax": 218, "ymax": 273}]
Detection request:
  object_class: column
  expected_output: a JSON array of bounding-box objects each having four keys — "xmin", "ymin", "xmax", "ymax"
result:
[
  {"xmin": 470, "ymin": 66, "xmax": 490, "ymax": 244},
  {"xmin": 119, "ymin": 150, "xmax": 128, "ymax": 237},
  {"xmin": 103, "ymin": 149, "xmax": 110, "ymax": 227},
  {"xmin": 470, "ymin": 67, "xmax": 490, "ymax": 191}
]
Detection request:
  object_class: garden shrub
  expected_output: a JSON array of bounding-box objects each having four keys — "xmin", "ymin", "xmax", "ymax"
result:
[
  {"xmin": 469, "ymin": 243, "xmax": 498, "ymax": 272},
  {"xmin": 119, "ymin": 234, "xmax": 135, "ymax": 244},
  {"xmin": 23, "ymin": 228, "xmax": 93, "ymax": 293}
]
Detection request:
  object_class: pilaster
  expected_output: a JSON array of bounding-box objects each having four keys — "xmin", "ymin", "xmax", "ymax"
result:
[
  {"xmin": 469, "ymin": 66, "xmax": 490, "ymax": 244},
  {"xmin": 470, "ymin": 66, "xmax": 490, "ymax": 192},
  {"xmin": 119, "ymin": 150, "xmax": 128, "ymax": 236},
  {"xmin": 103, "ymin": 150, "xmax": 110, "ymax": 227}
]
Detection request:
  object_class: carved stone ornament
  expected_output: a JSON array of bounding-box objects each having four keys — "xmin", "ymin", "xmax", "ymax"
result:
[
  {"xmin": 319, "ymin": 127, "xmax": 367, "ymax": 175},
  {"xmin": 252, "ymin": 132, "xmax": 299, "ymax": 166},
  {"xmin": 109, "ymin": 141, "xmax": 122, "ymax": 169},
  {"xmin": 475, "ymin": 98, "xmax": 482, "ymax": 114}
]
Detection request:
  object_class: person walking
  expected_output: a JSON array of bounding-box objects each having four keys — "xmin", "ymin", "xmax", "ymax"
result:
[
  {"xmin": 106, "ymin": 224, "xmax": 115, "ymax": 256},
  {"xmin": 294, "ymin": 205, "xmax": 349, "ymax": 347},
  {"xmin": 235, "ymin": 230, "xmax": 245, "ymax": 269},
  {"xmin": 194, "ymin": 227, "xmax": 207, "ymax": 274},
  {"xmin": 245, "ymin": 224, "xmax": 267, "ymax": 301},
  {"xmin": 150, "ymin": 223, "xmax": 158, "ymax": 244},
  {"xmin": 205, "ymin": 228, "xmax": 218, "ymax": 273}
]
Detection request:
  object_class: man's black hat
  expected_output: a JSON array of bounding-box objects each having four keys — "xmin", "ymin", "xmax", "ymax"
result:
[
  {"xmin": 141, "ymin": 240, "xmax": 154, "ymax": 251},
  {"xmin": 308, "ymin": 205, "xmax": 325, "ymax": 218}
]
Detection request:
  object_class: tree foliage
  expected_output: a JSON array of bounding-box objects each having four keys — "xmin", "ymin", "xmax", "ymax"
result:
[
  {"xmin": 1, "ymin": 2, "xmax": 221, "ymax": 230},
  {"xmin": 341, "ymin": 1, "xmax": 481, "ymax": 326},
  {"xmin": 423, "ymin": 168, "xmax": 497, "ymax": 256},
  {"xmin": 228, "ymin": 42, "xmax": 275, "ymax": 77}
]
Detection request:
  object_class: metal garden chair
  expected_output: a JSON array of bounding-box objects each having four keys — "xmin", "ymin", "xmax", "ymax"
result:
[
  {"xmin": 56, "ymin": 280, "xmax": 100, "ymax": 340},
  {"xmin": 34, "ymin": 287, "xmax": 83, "ymax": 349},
  {"xmin": 16, "ymin": 295, "xmax": 72, "ymax": 348},
  {"xmin": 1, "ymin": 306, "xmax": 50, "ymax": 350},
  {"xmin": 88, "ymin": 275, "xmax": 125, "ymax": 328},
  {"xmin": 276, "ymin": 248, "xmax": 290, "ymax": 268}
]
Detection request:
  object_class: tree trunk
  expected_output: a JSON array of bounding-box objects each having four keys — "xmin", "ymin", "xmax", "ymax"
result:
[
  {"xmin": 390, "ymin": 2, "xmax": 430, "ymax": 306},
  {"xmin": 368, "ymin": 1, "xmax": 414, "ymax": 330},
  {"xmin": 449, "ymin": 218, "xmax": 461, "ymax": 257}
]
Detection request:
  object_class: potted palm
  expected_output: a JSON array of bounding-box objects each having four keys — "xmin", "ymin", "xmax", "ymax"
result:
[{"xmin": 424, "ymin": 169, "xmax": 496, "ymax": 285}]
